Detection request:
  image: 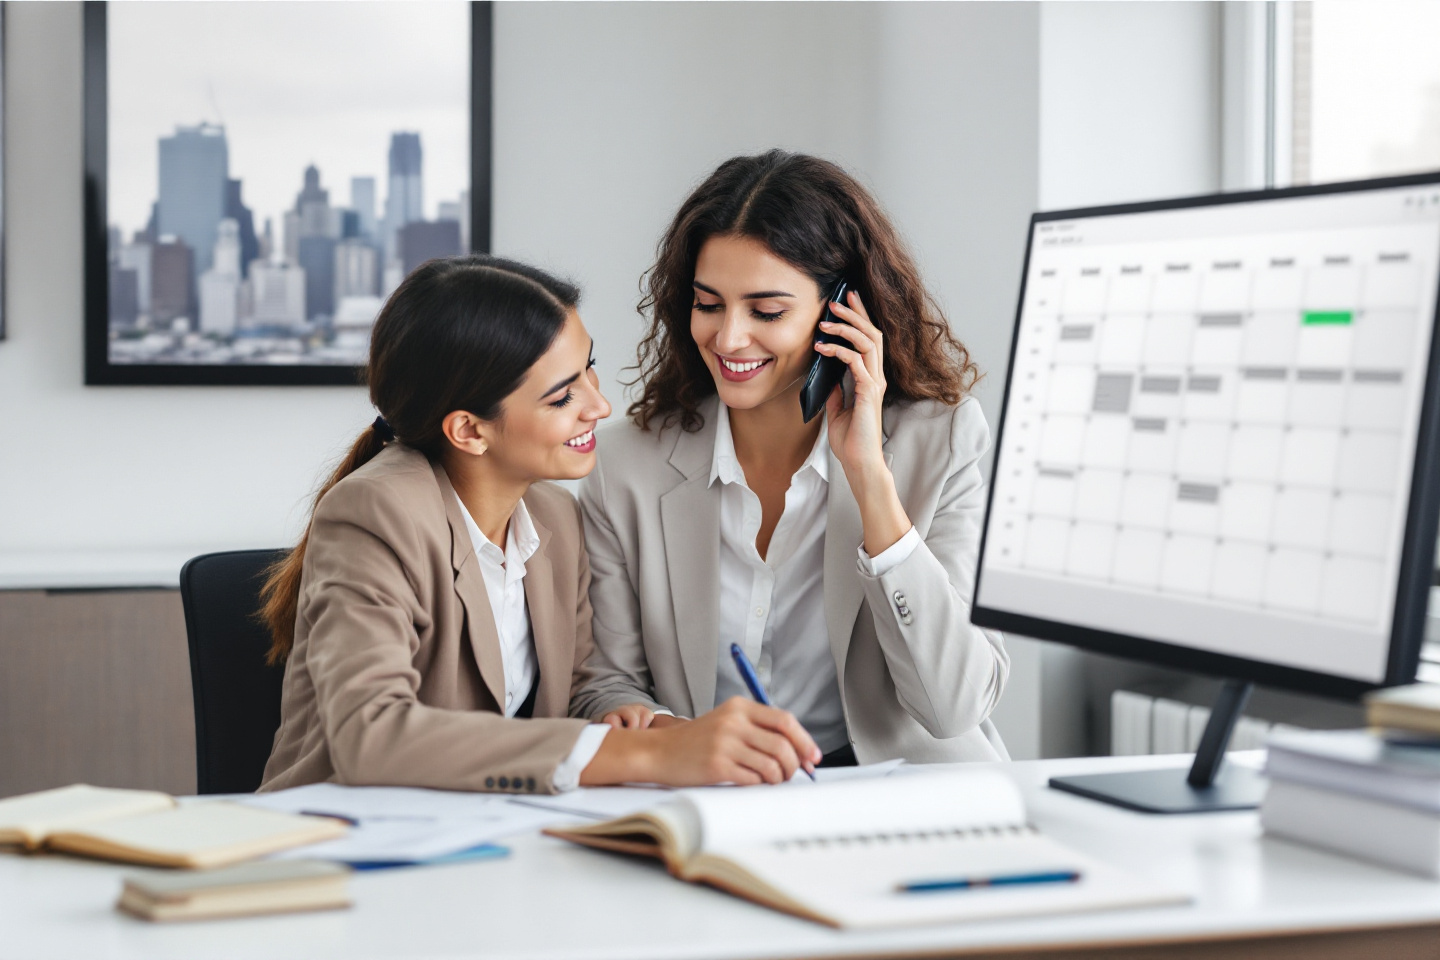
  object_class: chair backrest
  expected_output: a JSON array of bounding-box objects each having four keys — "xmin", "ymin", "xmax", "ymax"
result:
[{"xmin": 179, "ymin": 549, "xmax": 289, "ymax": 794}]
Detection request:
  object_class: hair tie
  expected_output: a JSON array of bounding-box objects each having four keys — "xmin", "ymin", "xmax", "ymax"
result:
[{"xmin": 372, "ymin": 416, "xmax": 396, "ymax": 442}]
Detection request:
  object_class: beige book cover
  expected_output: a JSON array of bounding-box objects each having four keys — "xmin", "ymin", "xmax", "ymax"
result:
[
  {"xmin": 119, "ymin": 859, "xmax": 352, "ymax": 922},
  {"xmin": 48, "ymin": 802, "xmax": 348, "ymax": 869}
]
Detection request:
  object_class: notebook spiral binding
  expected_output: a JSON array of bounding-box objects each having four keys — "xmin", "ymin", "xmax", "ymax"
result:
[{"xmin": 773, "ymin": 822, "xmax": 1039, "ymax": 852}]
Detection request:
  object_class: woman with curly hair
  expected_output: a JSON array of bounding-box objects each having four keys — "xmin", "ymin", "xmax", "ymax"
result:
[{"xmin": 574, "ymin": 151, "xmax": 1009, "ymax": 765}]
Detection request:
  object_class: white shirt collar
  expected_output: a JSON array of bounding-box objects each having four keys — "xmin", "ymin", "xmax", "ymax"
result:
[
  {"xmin": 709, "ymin": 404, "xmax": 830, "ymax": 488},
  {"xmin": 456, "ymin": 492, "xmax": 540, "ymax": 588}
]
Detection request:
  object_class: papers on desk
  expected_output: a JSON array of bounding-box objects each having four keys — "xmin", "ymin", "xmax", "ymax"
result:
[{"xmin": 238, "ymin": 784, "xmax": 564, "ymax": 866}]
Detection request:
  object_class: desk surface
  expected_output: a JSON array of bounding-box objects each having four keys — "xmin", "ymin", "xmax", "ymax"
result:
[{"xmin": 4, "ymin": 753, "xmax": 1439, "ymax": 960}]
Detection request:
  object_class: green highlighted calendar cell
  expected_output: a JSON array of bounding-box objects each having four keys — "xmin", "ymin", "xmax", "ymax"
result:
[{"xmin": 1302, "ymin": 310, "xmax": 1353, "ymax": 325}]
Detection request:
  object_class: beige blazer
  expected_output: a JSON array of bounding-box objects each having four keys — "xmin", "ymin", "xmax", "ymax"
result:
[
  {"xmin": 260, "ymin": 443, "xmax": 595, "ymax": 795},
  {"xmin": 575, "ymin": 395, "xmax": 1010, "ymax": 764}
]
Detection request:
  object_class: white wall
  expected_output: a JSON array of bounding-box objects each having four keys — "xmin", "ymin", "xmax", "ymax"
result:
[
  {"xmin": 2, "ymin": 4, "xmax": 373, "ymax": 586},
  {"xmin": 1040, "ymin": 1, "xmax": 1221, "ymax": 211}
]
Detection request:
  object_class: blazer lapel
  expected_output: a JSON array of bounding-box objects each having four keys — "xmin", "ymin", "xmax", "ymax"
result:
[
  {"xmin": 823, "ymin": 409, "xmax": 895, "ymax": 682},
  {"xmin": 433, "ymin": 463, "xmax": 507, "ymax": 709},
  {"xmin": 522, "ymin": 507, "xmax": 569, "ymax": 718},
  {"xmin": 659, "ymin": 400, "xmax": 722, "ymax": 717}
]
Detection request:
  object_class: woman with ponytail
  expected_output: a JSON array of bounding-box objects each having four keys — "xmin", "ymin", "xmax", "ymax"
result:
[{"xmin": 259, "ymin": 255, "xmax": 819, "ymax": 794}]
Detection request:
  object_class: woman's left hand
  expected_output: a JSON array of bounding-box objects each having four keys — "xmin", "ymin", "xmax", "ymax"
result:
[
  {"xmin": 601, "ymin": 703, "xmax": 657, "ymax": 730},
  {"xmin": 819, "ymin": 290, "xmax": 888, "ymax": 479}
]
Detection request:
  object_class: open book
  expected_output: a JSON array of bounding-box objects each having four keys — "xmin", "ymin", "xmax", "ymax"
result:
[
  {"xmin": 546, "ymin": 770, "xmax": 1187, "ymax": 929},
  {"xmin": 0, "ymin": 784, "xmax": 346, "ymax": 869}
]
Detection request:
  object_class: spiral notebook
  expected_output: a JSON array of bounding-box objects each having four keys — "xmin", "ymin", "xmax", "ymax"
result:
[{"xmin": 545, "ymin": 770, "xmax": 1187, "ymax": 929}]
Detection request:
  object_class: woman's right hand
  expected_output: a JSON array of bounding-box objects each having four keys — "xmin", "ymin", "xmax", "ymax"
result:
[{"xmin": 581, "ymin": 697, "xmax": 820, "ymax": 787}]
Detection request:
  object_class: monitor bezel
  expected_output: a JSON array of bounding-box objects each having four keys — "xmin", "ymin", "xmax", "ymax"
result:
[{"xmin": 970, "ymin": 170, "xmax": 1440, "ymax": 701}]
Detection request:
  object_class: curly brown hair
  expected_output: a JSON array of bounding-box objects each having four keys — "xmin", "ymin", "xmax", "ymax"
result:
[{"xmin": 627, "ymin": 149, "xmax": 980, "ymax": 431}]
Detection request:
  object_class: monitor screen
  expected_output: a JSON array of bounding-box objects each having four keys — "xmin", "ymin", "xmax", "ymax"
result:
[{"xmin": 974, "ymin": 177, "xmax": 1440, "ymax": 690}]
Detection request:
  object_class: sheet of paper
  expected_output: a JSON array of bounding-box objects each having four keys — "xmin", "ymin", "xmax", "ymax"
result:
[
  {"xmin": 810, "ymin": 759, "xmax": 907, "ymax": 783},
  {"xmin": 239, "ymin": 783, "xmax": 511, "ymax": 821},
  {"xmin": 508, "ymin": 786, "xmax": 673, "ymax": 821},
  {"xmin": 271, "ymin": 811, "xmax": 559, "ymax": 864}
]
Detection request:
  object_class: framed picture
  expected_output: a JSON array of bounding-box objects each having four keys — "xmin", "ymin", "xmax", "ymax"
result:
[{"xmin": 83, "ymin": 1, "xmax": 492, "ymax": 386}]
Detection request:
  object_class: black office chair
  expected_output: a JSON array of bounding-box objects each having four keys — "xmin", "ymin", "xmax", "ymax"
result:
[{"xmin": 179, "ymin": 549, "xmax": 289, "ymax": 794}]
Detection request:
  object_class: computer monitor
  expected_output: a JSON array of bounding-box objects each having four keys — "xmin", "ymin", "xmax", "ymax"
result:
[{"xmin": 972, "ymin": 172, "xmax": 1440, "ymax": 812}]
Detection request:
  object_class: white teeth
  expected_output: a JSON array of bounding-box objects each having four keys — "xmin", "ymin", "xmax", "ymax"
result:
[
  {"xmin": 564, "ymin": 430, "xmax": 594, "ymax": 448},
  {"xmin": 721, "ymin": 357, "xmax": 768, "ymax": 373}
]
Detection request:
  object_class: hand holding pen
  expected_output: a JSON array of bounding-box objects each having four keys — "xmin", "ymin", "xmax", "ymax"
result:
[{"xmin": 731, "ymin": 644, "xmax": 818, "ymax": 782}]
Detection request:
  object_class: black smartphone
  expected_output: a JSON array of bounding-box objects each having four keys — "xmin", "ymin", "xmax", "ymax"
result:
[{"xmin": 798, "ymin": 278, "xmax": 851, "ymax": 423}]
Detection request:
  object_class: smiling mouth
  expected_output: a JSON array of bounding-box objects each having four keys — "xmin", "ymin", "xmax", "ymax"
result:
[
  {"xmin": 564, "ymin": 429, "xmax": 596, "ymax": 452},
  {"xmin": 717, "ymin": 355, "xmax": 774, "ymax": 381}
]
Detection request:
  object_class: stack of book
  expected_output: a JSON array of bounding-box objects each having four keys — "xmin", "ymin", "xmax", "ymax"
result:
[{"xmin": 1261, "ymin": 684, "xmax": 1440, "ymax": 877}]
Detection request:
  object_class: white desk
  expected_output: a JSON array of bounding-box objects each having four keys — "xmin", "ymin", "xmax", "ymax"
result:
[{"xmin": 4, "ymin": 753, "xmax": 1440, "ymax": 960}]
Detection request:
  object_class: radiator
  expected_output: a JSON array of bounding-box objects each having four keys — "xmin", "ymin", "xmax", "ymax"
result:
[{"xmin": 1110, "ymin": 689, "xmax": 1308, "ymax": 756}]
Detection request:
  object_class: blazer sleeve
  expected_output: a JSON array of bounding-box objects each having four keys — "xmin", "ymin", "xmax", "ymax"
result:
[
  {"xmin": 300, "ymin": 478, "xmax": 589, "ymax": 793},
  {"xmin": 857, "ymin": 401, "xmax": 1010, "ymax": 739},
  {"xmin": 570, "ymin": 452, "xmax": 669, "ymax": 719}
]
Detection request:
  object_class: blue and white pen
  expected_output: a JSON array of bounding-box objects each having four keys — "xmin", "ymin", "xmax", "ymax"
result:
[
  {"xmin": 897, "ymin": 870, "xmax": 1081, "ymax": 893},
  {"xmin": 729, "ymin": 643, "xmax": 817, "ymax": 781}
]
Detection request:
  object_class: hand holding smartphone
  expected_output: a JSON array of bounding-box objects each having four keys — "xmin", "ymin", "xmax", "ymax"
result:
[{"xmin": 798, "ymin": 278, "xmax": 852, "ymax": 423}]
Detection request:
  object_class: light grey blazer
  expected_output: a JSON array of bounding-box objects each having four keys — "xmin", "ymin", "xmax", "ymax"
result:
[{"xmin": 574, "ymin": 395, "xmax": 1010, "ymax": 763}]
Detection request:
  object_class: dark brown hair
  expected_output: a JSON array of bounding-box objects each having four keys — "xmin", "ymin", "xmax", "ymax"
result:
[
  {"xmin": 628, "ymin": 149, "xmax": 979, "ymax": 431},
  {"xmin": 260, "ymin": 255, "xmax": 580, "ymax": 663}
]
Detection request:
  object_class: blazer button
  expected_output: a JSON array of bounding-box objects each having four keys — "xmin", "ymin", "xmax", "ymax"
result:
[
  {"xmin": 526, "ymin": 777, "xmax": 537, "ymax": 792},
  {"xmin": 485, "ymin": 777, "xmax": 495, "ymax": 789},
  {"xmin": 498, "ymin": 776, "xmax": 509, "ymax": 789}
]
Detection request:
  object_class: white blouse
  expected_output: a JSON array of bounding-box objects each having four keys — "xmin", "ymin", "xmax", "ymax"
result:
[{"xmin": 709, "ymin": 409, "xmax": 919, "ymax": 755}]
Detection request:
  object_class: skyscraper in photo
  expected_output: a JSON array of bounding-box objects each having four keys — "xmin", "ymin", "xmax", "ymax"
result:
[
  {"xmin": 384, "ymin": 132, "xmax": 423, "ymax": 262},
  {"xmin": 199, "ymin": 219, "xmax": 242, "ymax": 335},
  {"xmin": 351, "ymin": 176, "xmax": 378, "ymax": 241},
  {"xmin": 150, "ymin": 238, "xmax": 196, "ymax": 328},
  {"xmin": 157, "ymin": 123, "xmax": 229, "ymax": 279},
  {"xmin": 224, "ymin": 179, "xmax": 259, "ymax": 279}
]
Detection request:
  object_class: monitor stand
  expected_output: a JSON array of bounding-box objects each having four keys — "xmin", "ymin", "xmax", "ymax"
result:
[{"xmin": 1048, "ymin": 680, "xmax": 1268, "ymax": 814}]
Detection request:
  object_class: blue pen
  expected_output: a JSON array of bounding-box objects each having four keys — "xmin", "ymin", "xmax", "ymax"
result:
[
  {"xmin": 897, "ymin": 870, "xmax": 1081, "ymax": 893},
  {"xmin": 729, "ymin": 643, "xmax": 817, "ymax": 781}
]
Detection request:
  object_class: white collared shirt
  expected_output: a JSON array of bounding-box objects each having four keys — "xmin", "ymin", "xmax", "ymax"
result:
[
  {"xmin": 710, "ymin": 408, "xmax": 920, "ymax": 756},
  {"xmin": 454, "ymin": 490, "xmax": 607, "ymax": 790}
]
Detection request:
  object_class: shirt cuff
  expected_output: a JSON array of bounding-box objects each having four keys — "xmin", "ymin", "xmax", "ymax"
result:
[
  {"xmin": 856, "ymin": 525, "xmax": 921, "ymax": 578},
  {"xmin": 554, "ymin": 724, "xmax": 610, "ymax": 792}
]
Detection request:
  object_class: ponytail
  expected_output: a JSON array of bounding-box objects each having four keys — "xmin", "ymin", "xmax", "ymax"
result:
[{"xmin": 259, "ymin": 422, "xmax": 390, "ymax": 664}]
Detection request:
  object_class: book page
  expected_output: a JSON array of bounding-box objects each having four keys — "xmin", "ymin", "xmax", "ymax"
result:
[
  {"xmin": 683, "ymin": 770, "xmax": 1026, "ymax": 855},
  {"xmin": 0, "ymin": 784, "xmax": 174, "ymax": 847},
  {"xmin": 714, "ymin": 830, "xmax": 1187, "ymax": 929}
]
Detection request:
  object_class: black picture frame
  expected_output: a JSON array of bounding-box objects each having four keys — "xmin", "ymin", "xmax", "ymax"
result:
[
  {"xmin": 971, "ymin": 170, "xmax": 1440, "ymax": 702},
  {"xmin": 82, "ymin": 0, "xmax": 492, "ymax": 386}
]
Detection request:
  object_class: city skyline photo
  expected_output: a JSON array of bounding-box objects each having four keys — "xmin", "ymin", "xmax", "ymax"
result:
[{"xmin": 93, "ymin": 1, "xmax": 475, "ymax": 377}]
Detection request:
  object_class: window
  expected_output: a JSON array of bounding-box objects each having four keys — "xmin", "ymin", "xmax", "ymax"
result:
[{"xmin": 1296, "ymin": 1, "xmax": 1440, "ymax": 186}]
